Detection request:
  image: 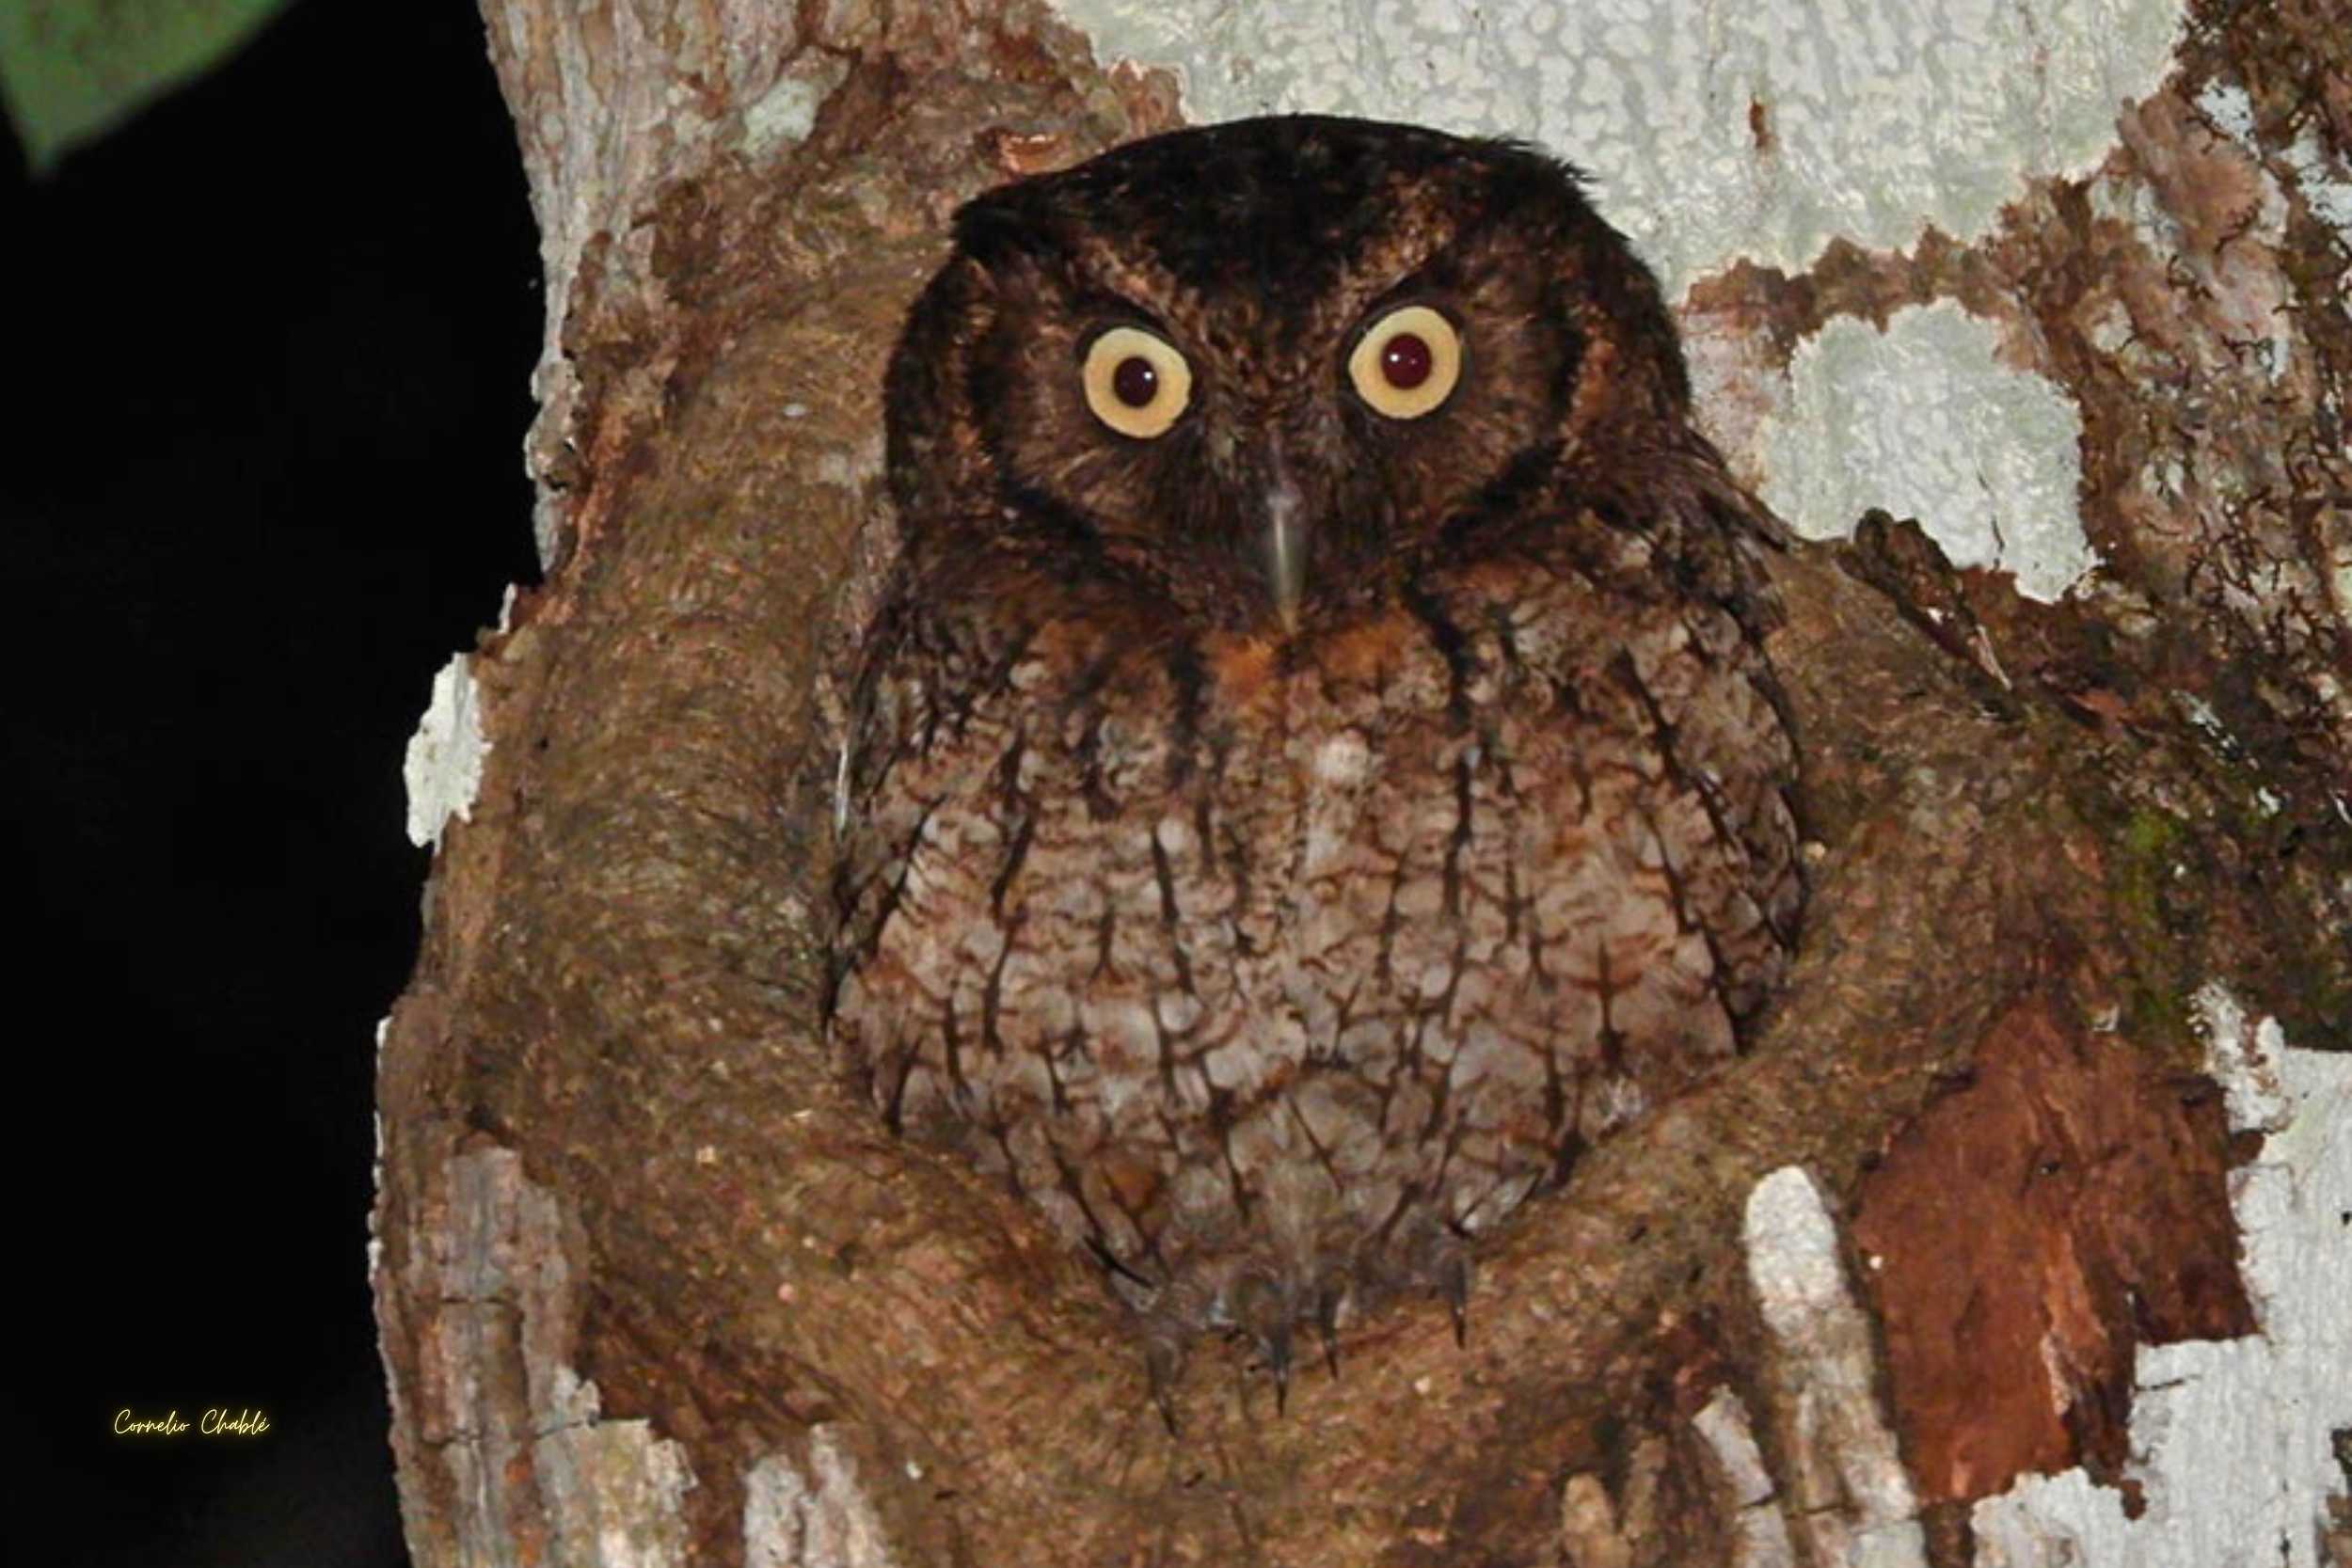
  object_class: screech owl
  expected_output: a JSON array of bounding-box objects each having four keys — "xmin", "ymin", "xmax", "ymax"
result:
[{"xmin": 827, "ymin": 116, "xmax": 1803, "ymax": 1406}]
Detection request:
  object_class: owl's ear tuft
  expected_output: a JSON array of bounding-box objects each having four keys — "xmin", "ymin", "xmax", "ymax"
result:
[
  {"xmin": 952, "ymin": 187, "xmax": 1069, "ymax": 269},
  {"xmin": 882, "ymin": 255, "xmax": 1001, "ymax": 517}
]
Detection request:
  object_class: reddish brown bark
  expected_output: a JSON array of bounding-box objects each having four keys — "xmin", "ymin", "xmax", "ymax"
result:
[{"xmin": 1853, "ymin": 997, "xmax": 2256, "ymax": 1503}]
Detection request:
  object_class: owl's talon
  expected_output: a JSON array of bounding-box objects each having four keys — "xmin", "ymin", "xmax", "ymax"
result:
[
  {"xmin": 1315, "ymin": 1285, "xmax": 1343, "ymax": 1380},
  {"xmin": 1146, "ymin": 1338, "xmax": 1184, "ymax": 1435},
  {"xmin": 1441, "ymin": 1256, "xmax": 1471, "ymax": 1346}
]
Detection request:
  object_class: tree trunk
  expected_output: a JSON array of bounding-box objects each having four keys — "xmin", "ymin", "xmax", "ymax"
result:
[{"xmin": 373, "ymin": 2, "xmax": 2349, "ymax": 1563}]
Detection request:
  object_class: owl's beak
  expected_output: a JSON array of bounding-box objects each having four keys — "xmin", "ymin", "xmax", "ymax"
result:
[{"xmin": 1263, "ymin": 464, "xmax": 1308, "ymax": 636}]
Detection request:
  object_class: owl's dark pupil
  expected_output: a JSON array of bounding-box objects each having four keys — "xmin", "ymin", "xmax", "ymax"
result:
[
  {"xmin": 1112, "ymin": 356, "xmax": 1158, "ymax": 407},
  {"xmin": 1381, "ymin": 332, "xmax": 1434, "ymax": 388}
]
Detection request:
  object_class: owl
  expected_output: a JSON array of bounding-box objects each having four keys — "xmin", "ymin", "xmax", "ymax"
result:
[{"xmin": 827, "ymin": 116, "xmax": 1803, "ymax": 1407}]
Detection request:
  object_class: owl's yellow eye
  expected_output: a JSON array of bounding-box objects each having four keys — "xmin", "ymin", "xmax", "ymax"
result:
[
  {"xmin": 1347, "ymin": 305, "xmax": 1461, "ymax": 420},
  {"xmin": 1082, "ymin": 326, "xmax": 1192, "ymax": 438}
]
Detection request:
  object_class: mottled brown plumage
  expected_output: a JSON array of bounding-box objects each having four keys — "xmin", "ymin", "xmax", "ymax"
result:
[{"xmin": 828, "ymin": 116, "xmax": 1802, "ymax": 1398}]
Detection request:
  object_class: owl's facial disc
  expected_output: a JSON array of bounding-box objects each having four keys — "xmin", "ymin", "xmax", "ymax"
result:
[{"xmin": 1057, "ymin": 291, "xmax": 1479, "ymax": 636}]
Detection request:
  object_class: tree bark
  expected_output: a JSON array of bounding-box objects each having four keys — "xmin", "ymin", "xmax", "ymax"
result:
[{"xmin": 374, "ymin": 2, "xmax": 2349, "ymax": 1563}]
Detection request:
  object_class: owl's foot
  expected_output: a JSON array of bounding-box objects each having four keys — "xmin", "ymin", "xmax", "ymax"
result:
[
  {"xmin": 1131, "ymin": 1244, "xmax": 1474, "ymax": 1427},
  {"xmin": 1231, "ymin": 1274, "xmax": 1295, "ymax": 1415}
]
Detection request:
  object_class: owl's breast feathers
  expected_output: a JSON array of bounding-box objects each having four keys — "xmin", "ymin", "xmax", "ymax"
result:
[{"xmin": 829, "ymin": 499, "xmax": 1800, "ymax": 1332}]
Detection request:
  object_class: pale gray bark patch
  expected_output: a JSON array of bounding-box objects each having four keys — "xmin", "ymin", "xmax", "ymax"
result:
[
  {"xmin": 536, "ymin": 1413, "xmax": 697, "ymax": 1568},
  {"xmin": 393, "ymin": 1148, "xmax": 694, "ymax": 1566},
  {"xmin": 1044, "ymin": 0, "xmax": 2185, "ymax": 293},
  {"xmin": 1692, "ymin": 1388, "xmax": 1801, "ymax": 1568},
  {"xmin": 1743, "ymin": 1166, "xmax": 1929, "ymax": 1568},
  {"xmin": 405, "ymin": 656, "xmax": 488, "ymax": 849},
  {"xmin": 745, "ymin": 1431, "xmax": 901, "ymax": 1568},
  {"xmin": 1758, "ymin": 302, "xmax": 2093, "ymax": 603}
]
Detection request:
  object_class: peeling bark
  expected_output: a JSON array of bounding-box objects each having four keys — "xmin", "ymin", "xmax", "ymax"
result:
[
  {"xmin": 374, "ymin": 1, "xmax": 2350, "ymax": 1563},
  {"xmin": 1852, "ymin": 1001, "xmax": 2256, "ymax": 1505}
]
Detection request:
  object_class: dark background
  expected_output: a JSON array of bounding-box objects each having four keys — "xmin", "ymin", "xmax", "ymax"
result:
[{"xmin": 6, "ymin": 2, "xmax": 539, "ymax": 1561}]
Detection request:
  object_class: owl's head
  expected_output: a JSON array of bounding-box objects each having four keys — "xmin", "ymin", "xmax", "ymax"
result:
[{"xmin": 884, "ymin": 116, "xmax": 1692, "ymax": 633}]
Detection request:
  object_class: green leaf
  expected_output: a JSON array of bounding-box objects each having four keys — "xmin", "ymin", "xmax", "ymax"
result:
[{"xmin": 0, "ymin": 0, "xmax": 294, "ymax": 173}]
